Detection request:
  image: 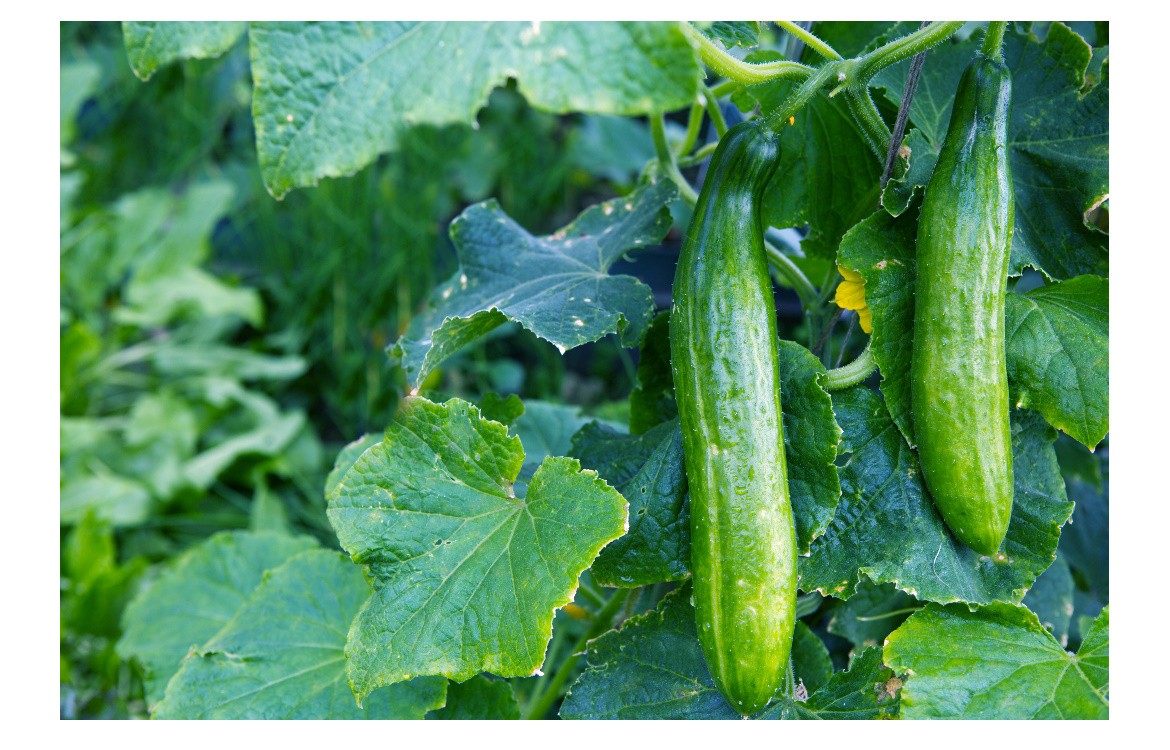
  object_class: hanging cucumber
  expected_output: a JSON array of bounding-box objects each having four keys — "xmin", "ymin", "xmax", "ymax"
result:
[
  {"xmin": 912, "ymin": 48, "xmax": 1015, "ymax": 555},
  {"xmin": 670, "ymin": 120, "xmax": 795, "ymax": 716}
]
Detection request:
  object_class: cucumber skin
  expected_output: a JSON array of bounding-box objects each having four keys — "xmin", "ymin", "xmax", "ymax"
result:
[
  {"xmin": 670, "ymin": 121, "xmax": 795, "ymax": 716},
  {"xmin": 912, "ymin": 55, "xmax": 1015, "ymax": 556}
]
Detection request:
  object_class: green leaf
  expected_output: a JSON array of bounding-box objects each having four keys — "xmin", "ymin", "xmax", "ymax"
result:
[
  {"xmin": 61, "ymin": 513, "xmax": 148, "ymax": 638},
  {"xmin": 570, "ymin": 420, "xmax": 689, "ymax": 587},
  {"xmin": 428, "ymin": 675, "xmax": 520, "ymax": 720},
  {"xmin": 790, "ymin": 622, "xmax": 833, "ymax": 696},
  {"xmin": 778, "ymin": 339, "xmax": 842, "ymax": 553},
  {"xmin": 884, "ymin": 602, "xmax": 1108, "ymax": 719},
  {"xmin": 122, "ymin": 21, "xmax": 246, "ymax": 80},
  {"xmin": 249, "ymin": 22, "xmax": 700, "ymax": 197},
  {"xmin": 1022, "ymin": 554, "xmax": 1075, "ymax": 647},
  {"xmin": 733, "ymin": 80, "xmax": 881, "ymax": 260},
  {"xmin": 478, "ymin": 392, "xmax": 526, "ymax": 427},
  {"xmin": 391, "ymin": 179, "xmax": 675, "ymax": 388},
  {"xmin": 154, "ymin": 550, "xmax": 446, "ymax": 719},
  {"xmin": 876, "ymin": 24, "xmax": 1108, "ymax": 279},
  {"xmin": 60, "ymin": 60, "xmax": 101, "ymax": 148},
  {"xmin": 1060, "ymin": 466, "xmax": 1109, "ymax": 606},
  {"xmin": 61, "ymin": 474, "xmax": 153, "ymax": 527},
  {"xmin": 152, "ymin": 345, "xmax": 307, "ymax": 382},
  {"xmin": 566, "ymin": 116, "xmax": 660, "ymax": 185},
  {"xmin": 836, "ymin": 205, "xmax": 919, "ymax": 444},
  {"xmin": 1006, "ymin": 275, "xmax": 1108, "ymax": 449},
  {"xmin": 560, "ymin": 587, "xmax": 898, "ymax": 719},
  {"xmin": 694, "ymin": 21, "xmax": 761, "ymax": 49},
  {"xmin": 628, "ymin": 312, "xmax": 676, "ymax": 434},
  {"xmin": 118, "ymin": 530, "xmax": 317, "ymax": 705},
  {"xmin": 511, "ymin": 400, "xmax": 597, "ymax": 481},
  {"xmin": 327, "ymin": 397, "xmax": 627, "ymax": 702},
  {"xmin": 801, "ymin": 388, "xmax": 1073, "ymax": 605},
  {"xmin": 827, "ymin": 579, "xmax": 920, "ymax": 651},
  {"xmin": 325, "ymin": 433, "xmax": 382, "ymax": 500},
  {"xmin": 116, "ymin": 267, "xmax": 263, "ymax": 328}
]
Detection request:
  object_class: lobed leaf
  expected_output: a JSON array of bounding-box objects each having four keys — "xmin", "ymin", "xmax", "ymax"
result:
[
  {"xmin": 884, "ymin": 602, "xmax": 1108, "ymax": 719},
  {"xmin": 154, "ymin": 549, "xmax": 447, "ymax": 719},
  {"xmin": 327, "ymin": 397, "xmax": 627, "ymax": 702},
  {"xmin": 391, "ymin": 179, "xmax": 675, "ymax": 388}
]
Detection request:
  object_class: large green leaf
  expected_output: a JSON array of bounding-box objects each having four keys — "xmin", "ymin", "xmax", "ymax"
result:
[
  {"xmin": 876, "ymin": 24, "xmax": 1108, "ymax": 279},
  {"xmin": 327, "ymin": 397, "xmax": 627, "ymax": 702},
  {"xmin": 155, "ymin": 550, "xmax": 447, "ymax": 719},
  {"xmin": 118, "ymin": 531, "xmax": 317, "ymax": 705},
  {"xmin": 800, "ymin": 388, "xmax": 1073, "ymax": 605},
  {"xmin": 628, "ymin": 312, "xmax": 676, "ymax": 434},
  {"xmin": 1022, "ymin": 553, "xmax": 1075, "ymax": 647},
  {"xmin": 560, "ymin": 586, "xmax": 899, "ymax": 719},
  {"xmin": 249, "ymin": 22, "xmax": 700, "ymax": 197},
  {"xmin": 391, "ymin": 179, "xmax": 675, "ymax": 388},
  {"xmin": 1006, "ymin": 275, "xmax": 1108, "ymax": 449},
  {"xmin": 884, "ymin": 603, "xmax": 1108, "ymax": 719},
  {"xmin": 122, "ymin": 21, "xmax": 246, "ymax": 80},
  {"xmin": 570, "ymin": 420, "xmax": 689, "ymax": 587}
]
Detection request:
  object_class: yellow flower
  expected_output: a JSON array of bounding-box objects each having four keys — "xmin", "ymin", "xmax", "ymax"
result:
[{"xmin": 835, "ymin": 265, "xmax": 873, "ymax": 334}]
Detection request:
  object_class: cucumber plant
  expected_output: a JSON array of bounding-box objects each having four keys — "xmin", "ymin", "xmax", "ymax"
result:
[{"xmin": 63, "ymin": 20, "xmax": 1109, "ymax": 720}]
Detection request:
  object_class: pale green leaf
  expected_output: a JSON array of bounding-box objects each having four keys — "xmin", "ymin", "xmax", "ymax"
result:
[
  {"xmin": 123, "ymin": 21, "xmax": 246, "ymax": 80},
  {"xmin": 118, "ymin": 531, "xmax": 317, "ymax": 705},
  {"xmin": 61, "ymin": 474, "xmax": 153, "ymax": 527},
  {"xmin": 249, "ymin": 21, "xmax": 700, "ymax": 197},
  {"xmin": 327, "ymin": 397, "xmax": 627, "ymax": 701},
  {"xmin": 885, "ymin": 602, "xmax": 1108, "ymax": 719},
  {"xmin": 155, "ymin": 549, "xmax": 446, "ymax": 719},
  {"xmin": 391, "ymin": 179, "xmax": 674, "ymax": 387}
]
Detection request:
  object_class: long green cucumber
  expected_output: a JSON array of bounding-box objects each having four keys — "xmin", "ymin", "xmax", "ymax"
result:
[
  {"xmin": 670, "ymin": 120, "xmax": 795, "ymax": 716},
  {"xmin": 912, "ymin": 52, "xmax": 1015, "ymax": 556}
]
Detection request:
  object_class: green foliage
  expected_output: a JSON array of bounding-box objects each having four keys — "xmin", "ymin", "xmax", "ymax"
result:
[
  {"xmin": 327, "ymin": 397, "xmax": 627, "ymax": 700},
  {"xmin": 391, "ymin": 179, "xmax": 675, "ymax": 388},
  {"xmin": 885, "ymin": 603, "xmax": 1108, "ymax": 718},
  {"xmin": 60, "ymin": 19, "xmax": 1107, "ymax": 721}
]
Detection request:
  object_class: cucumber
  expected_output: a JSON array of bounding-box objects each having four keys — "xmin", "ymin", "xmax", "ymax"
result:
[
  {"xmin": 912, "ymin": 52, "xmax": 1015, "ymax": 555},
  {"xmin": 670, "ymin": 120, "xmax": 795, "ymax": 716}
]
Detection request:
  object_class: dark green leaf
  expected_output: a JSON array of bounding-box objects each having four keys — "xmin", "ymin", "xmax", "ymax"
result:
[
  {"xmin": 392, "ymin": 179, "xmax": 675, "ymax": 387},
  {"xmin": 428, "ymin": 675, "xmax": 520, "ymax": 720},
  {"xmin": 827, "ymin": 579, "xmax": 920, "ymax": 651},
  {"xmin": 118, "ymin": 531, "xmax": 318, "ymax": 705},
  {"xmin": 876, "ymin": 24, "xmax": 1108, "ymax": 279},
  {"xmin": 561, "ymin": 587, "xmax": 898, "ymax": 719},
  {"xmin": 1022, "ymin": 554, "xmax": 1075, "ymax": 647},
  {"xmin": 511, "ymin": 400, "xmax": 597, "ymax": 481},
  {"xmin": 885, "ymin": 602, "xmax": 1108, "ymax": 718},
  {"xmin": 154, "ymin": 550, "xmax": 447, "ymax": 719},
  {"xmin": 250, "ymin": 22, "xmax": 700, "ymax": 197},
  {"xmin": 122, "ymin": 21, "xmax": 246, "ymax": 80},
  {"xmin": 570, "ymin": 420, "xmax": 689, "ymax": 587},
  {"xmin": 801, "ymin": 388, "xmax": 1073, "ymax": 605},
  {"xmin": 327, "ymin": 397, "xmax": 627, "ymax": 702},
  {"xmin": 628, "ymin": 312, "xmax": 676, "ymax": 434},
  {"xmin": 1006, "ymin": 275, "xmax": 1108, "ymax": 449},
  {"xmin": 479, "ymin": 392, "xmax": 526, "ymax": 427}
]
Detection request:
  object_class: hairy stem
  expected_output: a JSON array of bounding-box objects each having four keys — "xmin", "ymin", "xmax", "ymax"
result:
[
  {"xmin": 982, "ymin": 21, "xmax": 1008, "ymax": 60},
  {"xmin": 764, "ymin": 240, "xmax": 819, "ymax": 309},
  {"xmin": 684, "ymin": 22, "xmax": 814, "ymax": 84},
  {"xmin": 776, "ymin": 21, "xmax": 842, "ymax": 61},
  {"xmin": 822, "ymin": 343, "xmax": 878, "ymax": 390},
  {"xmin": 855, "ymin": 21, "xmax": 964, "ymax": 83}
]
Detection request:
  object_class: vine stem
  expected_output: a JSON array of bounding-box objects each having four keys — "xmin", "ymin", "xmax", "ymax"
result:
[
  {"xmin": 764, "ymin": 240, "xmax": 819, "ymax": 309},
  {"xmin": 822, "ymin": 343, "xmax": 878, "ymax": 390},
  {"xmin": 982, "ymin": 21, "xmax": 1008, "ymax": 60},
  {"xmin": 775, "ymin": 21, "xmax": 842, "ymax": 61},
  {"xmin": 760, "ymin": 61, "xmax": 843, "ymax": 134},
  {"xmin": 651, "ymin": 113, "xmax": 700, "ymax": 205},
  {"xmin": 845, "ymin": 88, "xmax": 891, "ymax": 161},
  {"xmin": 855, "ymin": 21, "xmax": 965, "ymax": 83},
  {"xmin": 683, "ymin": 22, "xmax": 813, "ymax": 84},
  {"xmin": 523, "ymin": 588, "xmax": 633, "ymax": 719},
  {"xmin": 676, "ymin": 99, "xmax": 705, "ymax": 157},
  {"xmin": 701, "ymin": 85, "xmax": 728, "ymax": 138}
]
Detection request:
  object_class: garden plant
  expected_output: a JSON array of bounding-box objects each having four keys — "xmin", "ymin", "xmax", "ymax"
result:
[{"xmin": 60, "ymin": 20, "xmax": 1109, "ymax": 720}]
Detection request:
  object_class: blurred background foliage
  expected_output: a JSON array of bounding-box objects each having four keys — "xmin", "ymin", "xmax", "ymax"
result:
[{"xmin": 59, "ymin": 21, "xmax": 663, "ymax": 718}]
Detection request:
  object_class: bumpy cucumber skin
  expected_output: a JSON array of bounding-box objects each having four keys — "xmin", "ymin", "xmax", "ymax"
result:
[
  {"xmin": 912, "ymin": 55, "xmax": 1015, "ymax": 556},
  {"xmin": 670, "ymin": 121, "xmax": 795, "ymax": 716}
]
